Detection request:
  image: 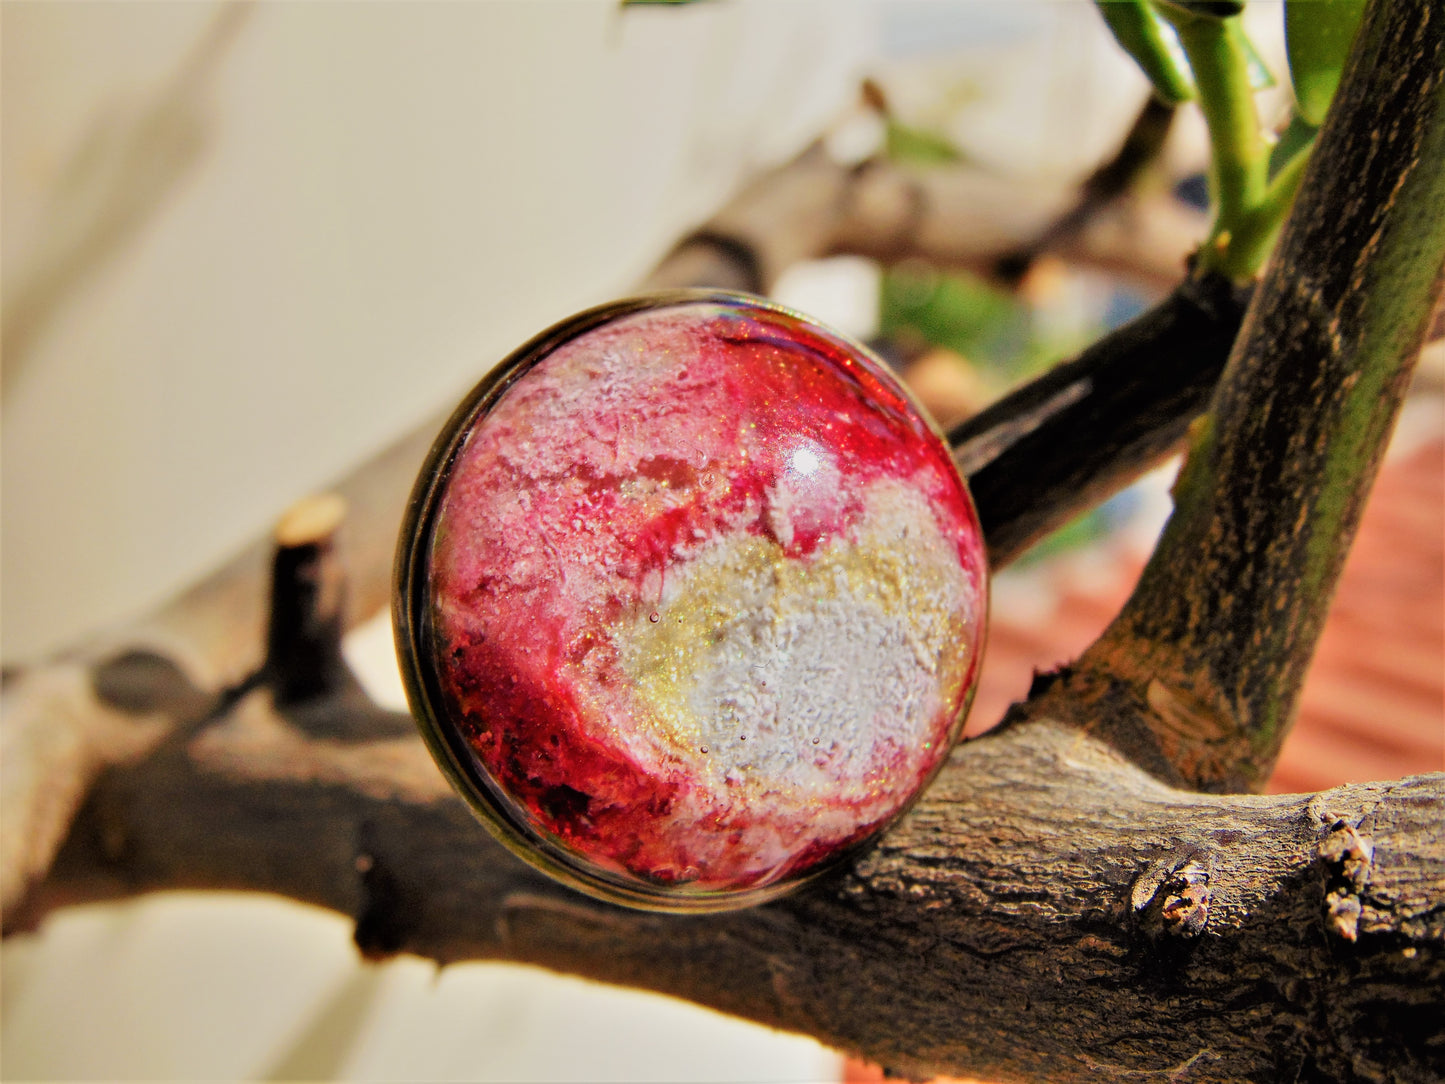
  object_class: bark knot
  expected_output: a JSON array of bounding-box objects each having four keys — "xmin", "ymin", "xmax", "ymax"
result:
[
  {"xmin": 1319, "ymin": 815, "xmax": 1374, "ymax": 942},
  {"xmin": 1131, "ymin": 851, "xmax": 1213, "ymax": 941}
]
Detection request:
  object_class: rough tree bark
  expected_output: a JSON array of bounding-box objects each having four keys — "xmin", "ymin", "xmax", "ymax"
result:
[{"xmin": 3, "ymin": 1, "xmax": 1443, "ymax": 1081}]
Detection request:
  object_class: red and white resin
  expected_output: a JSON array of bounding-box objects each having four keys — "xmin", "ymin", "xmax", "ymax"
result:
[{"xmin": 425, "ymin": 300, "xmax": 987, "ymax": 898}]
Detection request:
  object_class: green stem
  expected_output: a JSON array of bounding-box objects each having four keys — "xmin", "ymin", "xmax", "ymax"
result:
[
  {"xmin": 1160, "ymin": 9, "xmax": 1272, "ymax": 277},
  {"xmin": 1224, "ymin": 136, "xmax": 1315, "ymax": 277},
  {"xmin": 1095, "ymin": 0, "xmax": 1196, "ymax": 104}
]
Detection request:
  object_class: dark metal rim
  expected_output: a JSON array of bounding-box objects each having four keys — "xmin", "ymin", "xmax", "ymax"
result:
[{"xmin": 391, "ymin": 288, "xmax": 985, "ymax": 913}]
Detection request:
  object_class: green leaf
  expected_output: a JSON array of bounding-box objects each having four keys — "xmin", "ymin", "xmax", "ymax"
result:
[
  {"xmin": 1269, "ymin": 112, "xmax": 1318, "ymax": 178},
  {"xmin": 885, "ymin": 120, "xmax": 964, "ymax": 166},
  {"xmin": 1285, "ymin": 0, "xmax": 1366, "ymax": 125},
  {"xmin": 1014, "ymin": 505, "xmax": 1116, "ymax": 566},
  {"xmin": 879, "ymin": 266, "xmax": 1021, "ymax": 368},
  {"xmin": 1095, "ymin": 0, "xmax": 1196, "ymax": 104},
  {"xmin": 879, "ymin": 265, "xmax": 1090, "ymax": 382}
]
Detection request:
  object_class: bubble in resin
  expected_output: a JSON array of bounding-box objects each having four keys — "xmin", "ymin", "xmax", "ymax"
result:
[{"xmin": 395, "ymin": 292, "xmax": 988, "ymax": 911}]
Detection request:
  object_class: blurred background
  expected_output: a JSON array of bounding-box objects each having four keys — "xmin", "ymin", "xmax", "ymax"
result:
[{"xmin": 3, "ymin": 1, "xmax": 1440, "ymax": 1080}]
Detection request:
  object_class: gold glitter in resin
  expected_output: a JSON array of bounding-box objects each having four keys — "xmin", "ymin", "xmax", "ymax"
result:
[
  {"xmin": 404, "ymin": 294, "xmax": 992, "ymax": 906},
  {"xmin": 616, "ymin": 477, "xmax": 975, "ymax": 813}
]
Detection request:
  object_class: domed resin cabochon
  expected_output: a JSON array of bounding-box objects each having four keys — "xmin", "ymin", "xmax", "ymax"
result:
[{"xmin": 398, "ymin": 293, "xmax": 988, "ymax": 910}]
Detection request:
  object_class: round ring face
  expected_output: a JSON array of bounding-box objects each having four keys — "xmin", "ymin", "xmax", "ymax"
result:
[{"xmin": 396, "ymin": 292, "xmax": 988, "ymax": 911}]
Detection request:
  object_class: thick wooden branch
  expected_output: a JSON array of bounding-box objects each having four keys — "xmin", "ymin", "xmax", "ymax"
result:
[
  {"xmin": 15, "ymin": 710, "xmax": 1443, "ymax": 1083},
  {"xmin": 1050, "ymin": 0, "xmax": 1445, "ymax": 793},
  {"xmin": 0, "ymin": 439, "xmax": 430, "ymax": 910}
]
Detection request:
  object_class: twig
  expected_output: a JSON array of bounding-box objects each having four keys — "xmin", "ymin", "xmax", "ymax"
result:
[
  {"xmin": 950, "ymin": 269, "xmax": 1249, "ymax": 567},
  {"xmin": 266, "ymin": 495, "xmax": 350, "ymax": 706},
  {"xmin": 644, "ymin": 138, "xmax": 1205, "ymax": 295},
  {"xmin": 993, "ymin": 95, "xmax": 1178, "ymax": 285}
]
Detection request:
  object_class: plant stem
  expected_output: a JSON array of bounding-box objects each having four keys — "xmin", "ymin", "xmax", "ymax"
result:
[
  {"xmin": 1224, "ymin": 136, "xmax": 1315, "ymax": 276},
  {"xmin": 1066, "ymin": 0, "xmax": 1445, "ymax": 792},
  {"xmin": 1161, "ymin": 9, "xmax": 1271, "ymax": 278}
]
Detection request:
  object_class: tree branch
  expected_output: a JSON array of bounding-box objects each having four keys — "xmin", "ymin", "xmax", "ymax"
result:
[
  {"xmin": 266, "ymin": 495, "xmax": 351, "ymax": 708},
  {"xmin": 14, "ymin": 710, "xmax": 1443, "ymax": 1084},
  {"xmin": 1158, "ymin": 6, "xmax": 1270, "ymax": 279},
  {"xmin": 644, "ymin": 134, "xmax": 1206, "ymax": 295},
  {"xmin": 1041, "ymin": 0, "xmax": 1445, "ymax": 793},
  {"xmin": 950, "ymin": 269, "xmax": 1248, "ymax": 567},
  {"xmin": 993, "ymin": 95, "xmax": 1178, "ymax": 286}
]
